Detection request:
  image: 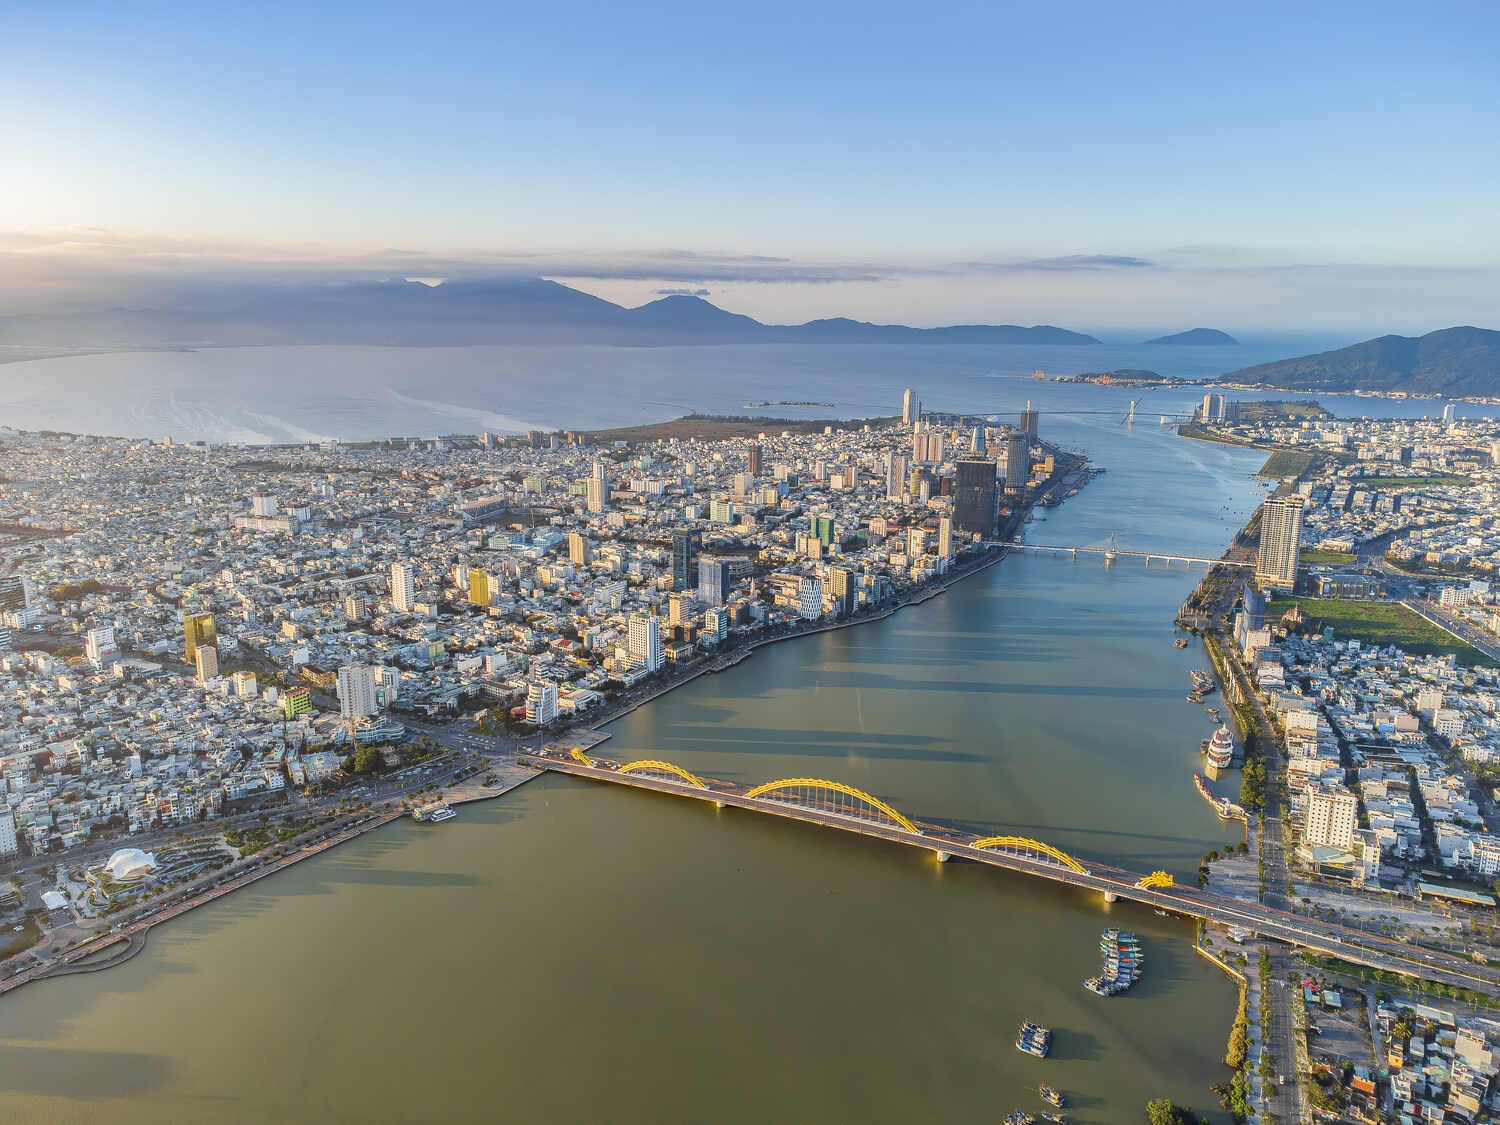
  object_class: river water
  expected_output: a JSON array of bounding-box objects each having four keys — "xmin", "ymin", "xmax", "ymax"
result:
[{"xmin": 0, "ymin": 402, "xmax": 1282, "ymax": 1122}]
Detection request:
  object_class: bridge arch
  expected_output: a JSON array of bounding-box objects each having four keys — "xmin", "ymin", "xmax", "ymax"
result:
[
  {"xmin": 617, "ymin": 760, "xmax": 709, "ymax": 789},
  {"xmin": 970, "ymin": 835, "xmax": 1089, "ymax": 874},
  {"xmin": 742, "ymin": 778, "xmax": 919, "ymax": 834}
]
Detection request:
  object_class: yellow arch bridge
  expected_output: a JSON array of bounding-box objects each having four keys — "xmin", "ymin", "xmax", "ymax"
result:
[
  {"xmin": 970, "ymin": 836, "xmax": 1090, "ymax": 875},
  {"xmin": 743, "ymin": 778, "xmax": 921, "ymax": 835},
  {"xmin": 549, "ymin": 752, "xmax": 1092, "ymax": 880},
  {"xmin": 617, "ymin": 760, "xmax": 709, "ymax": 789}
]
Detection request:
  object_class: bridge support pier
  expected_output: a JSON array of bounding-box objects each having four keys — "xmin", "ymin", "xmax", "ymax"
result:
[
  {"xmin": 934, "ymin": 850, "xmax": 950, "ymax": 863},
  {"xmin": 1103, "ymin": 891, "xmax": 1117, "ymax": 904},
  {"xmin": 714, "ymin": 800, "xmax": 725, "ymax": 809}
]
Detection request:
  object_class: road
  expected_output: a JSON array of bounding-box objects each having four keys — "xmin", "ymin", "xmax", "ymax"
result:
[{"xmin": 1402, "ymin": 597, "xmax": 1500, "ymax": 664}]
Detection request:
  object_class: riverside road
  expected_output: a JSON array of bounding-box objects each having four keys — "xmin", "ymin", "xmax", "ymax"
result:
[{"xmin": 524, "ymin": 750, "xmax": 1500, "ymax": 995}]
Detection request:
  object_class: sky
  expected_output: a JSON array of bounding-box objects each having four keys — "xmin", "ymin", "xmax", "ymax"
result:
[{"xmin": 3, "ymin": 0, "xmax": 1499, "ymax": 333}]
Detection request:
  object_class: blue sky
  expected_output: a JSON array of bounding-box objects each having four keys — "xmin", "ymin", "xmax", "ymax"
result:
[{"xmin": 3, "ymin": 0, "xmax": 1498, "ymax": 332}]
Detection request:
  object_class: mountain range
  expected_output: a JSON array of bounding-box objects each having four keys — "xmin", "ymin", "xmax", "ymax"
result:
[
  {"xmin": 0, "ymin": 277, "xmax": 1101, "ymax": 349},
  {"xmin": 1215, "ymin": 326, "xmax": 1500, "ymax": 396}
]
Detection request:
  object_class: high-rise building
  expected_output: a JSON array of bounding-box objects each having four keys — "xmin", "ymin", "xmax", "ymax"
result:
[
  {"xmin": 337, "ymin": 663, "xmax": 379, "ymax": 721},
  {"xmin": 671, "ymin": 528, "xmax": 701, "ymax": 592},
  {"xmin": 194, "ymin": 643, "xmax": 219, "ymax": 683},
  {"xmin": 568, "ymin": 532, "xmax": 591, "ymax": 565},
  {"xmin": 84, "ymin": 625, "xmax": 118, "ymax": 666},
  {"xmin": 667, "ymin": 591, "xmax": 695, "ymax": 626},
  {"xmin": 0, "ymin": 575, "xmax": 33, "ymax": 612},
  {"xmin": 953, "ymin": 459, "xmax": 997, "ymax": 537},
  {"xmin": 902, "ymin": 387, "xmax": 920, "ymax": 425},
  {"xmin": 526, "ymin": 680, "xmax": 559, "ymax": 725},
  {"xmin": 704, "ymin": 606, "xmax": 729, "ymax": 644},
  {"xmin": 797, "ymin": 576, "xmax": 823, "ymax": 620},
  {"xmin": 468, "ymin": 568, "xmax": 491, "ymax": 608},
  {"xmin": 912, "ymin": 422, "xmax": 944, "ymax": 464},
  {"xmin": 697, "ymin": 558, "xmax": 731, "ymax": 606},
  {"xmin": 1255, "ymin": 496, "xmax": 1305, "ymax": 590},
  {"xmin": 1020, "ymin": 403, "xmax": 1039, "ymax": 442},
  {"xmin": 1004, "ymin": 430, "xmax": 1029, "ymax": 493},
  {"xmin": 628, "ymin": 613, "xmax": 664, "ymax": 672},
  {"xmin": 812, "ymin": 515, "xmax": 835, "ymax": 547},
  {"xmin": 344, "ymin": 593, "xmax": 365, "ymax": 622},
  {"xmin": 586, "ymin": 477, "xmax": 606, "ymax": 513},
  {"xmin": 0, "ymin": 808, "xmax": 17, "ymax": 859},
  {"xmin": 390, "ymin": 562, "xmax": 416, "ymax": 613},
  {"xmin": 1200, "ymin": 392, "xmax": 1227, "ymax": 423},
  {"xmin": 827, "ymin": 566, "xmax": 854, "ymax": 616},
  {"xmin": 1305, "ymin": 785, "xmax": 1358, "ymax": 851},
  {"xmin": 746, "ymin": 444, "xmax": 763, "ymax": 477},
  {"xmin": 250, "ymin": 491, "xmax": 279, "ymax": 517},
  {"xmin": 282, "ymin": 686, "xmax": 312, "ymax": 719},
  {"xmin": 184, "ymin": 612, "xmax": 216, "ymax": 663},
  {"xmin": 709, "ymin": 499, "xmax": 735, "ymax": 524},
  {"xmin": 937, "ymin": 516, "xmax": 953, "ymax": 559},
  {"xmin": 885, "ymin": 453, "xmax": 908, "ymax": 499}
]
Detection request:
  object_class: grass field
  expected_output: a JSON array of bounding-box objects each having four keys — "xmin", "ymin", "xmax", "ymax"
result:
[
  {"xmin": 1348, "ymin": 474, "xmax": 1472, "ymax": 491},
  {"xmin": 1268, "ymin": 597, "xmax": 1500, "ymax": 667},
  {"xmin": 1256, "ymin": 450, "xmax": 1314, "ymax": 479},
  {"xmin": 1299, "ymin": 549, "xmax": 1357, "ymax": 566}
]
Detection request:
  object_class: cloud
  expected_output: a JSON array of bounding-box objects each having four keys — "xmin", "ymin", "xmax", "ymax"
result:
[
  {"xmin": 652, "ymin": 287, "xmax": 711, "ymax": 297},
  {"xmin": 960, "ymin": 254, "xmax": 1157, "ymax": 273}
]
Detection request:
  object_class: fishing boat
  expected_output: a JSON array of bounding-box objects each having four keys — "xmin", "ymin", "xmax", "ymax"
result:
[
  {"xmin": 1040, "ymin": 1114, "xmax": 1068, "ymax": 1125},
  {"xmin": 1037, "ymin": 1085, "xmax": 1065, "ymax": 1108},
  {"xmin": 1004, "ymin": 1113, "xmax": 1036, "ymax": 1125},
  {"xmin": 1086, "ymin": 930, "xmax": 1145, "ymax": 995},
  {"xmin": 1016, "ymin": 1021, "xmax": 1053, "ymax": 1058}
]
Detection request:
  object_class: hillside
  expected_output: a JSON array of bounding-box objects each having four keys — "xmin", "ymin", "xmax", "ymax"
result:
[
  {"xmin": 1216, "ymin": 326, "xmax": 1500, "ymax": 396},
  {"xmin": 1143, "ymin": 328, "xmax": 1239, "ymax": 346},
  {"xmin": 0, "ymin": 278, "xmax": 1101, "ymax": 351}
]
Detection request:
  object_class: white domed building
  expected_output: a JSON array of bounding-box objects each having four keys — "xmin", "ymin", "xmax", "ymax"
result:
[{"xmin": 104, "ymin": 847, "xmax": 157, "ymax": 881}]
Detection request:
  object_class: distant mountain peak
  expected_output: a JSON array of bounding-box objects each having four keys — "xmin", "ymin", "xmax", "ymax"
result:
[
  {"xmin": 1143, "ymin": 328, "xmax": 1239, "ymax": 346},
  {"xmin": 1214, "ymin": 325, "xmax": 1500, "ymax": 396}
]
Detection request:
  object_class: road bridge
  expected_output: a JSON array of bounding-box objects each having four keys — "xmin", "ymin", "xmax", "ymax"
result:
[
  {"xmin": 522, "ymin": 749, "xmax": 1500, "ymax": 994},
  {"xmin": 999, "ymin": 533, "xmax": 1253, "ymax": 568}
]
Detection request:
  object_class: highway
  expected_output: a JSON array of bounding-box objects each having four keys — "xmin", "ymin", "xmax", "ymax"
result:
[{"xmin": 523, "ymin": 751, "xmax": 1500, "ymax": 995}]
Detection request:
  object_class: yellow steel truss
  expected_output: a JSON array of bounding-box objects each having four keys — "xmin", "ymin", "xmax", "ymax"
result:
[
  {"xmin": 617, "ymin": 759, "xmax": 709, "ymax": 789},
  {"xmin": 970, "ymin": 835, "xmax": 1089, "ymax": 874},
  {"xmin": 570, "ymin": 747, "xmax": 594, "ymax": 766},
  {"xmin": 743, "ymin": 778, "xmax": 919, "ymax": 834}
]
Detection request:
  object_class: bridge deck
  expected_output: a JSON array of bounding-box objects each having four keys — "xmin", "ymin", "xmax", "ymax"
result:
[{"xmin": 521, "ymin": 752, "xmax": 1500, "ymax": 993}]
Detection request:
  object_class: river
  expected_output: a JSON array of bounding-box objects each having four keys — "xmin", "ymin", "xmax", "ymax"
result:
[{"xmin": 0, "ymin": 403, "xmax": 1281, "ymax": 1122}]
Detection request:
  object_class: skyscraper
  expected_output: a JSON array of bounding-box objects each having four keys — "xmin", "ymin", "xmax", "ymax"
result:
[
  {"xmin": 1020, "ymin": 403, "xmax": 1039, "ymax": 442},
  {"xmin": 827, "ymin": 566, "xmax": 854, "ymax": 616},
  {"xmin": 812, "ymin": 515, "xmax": 835, "ymax": 547},
  {"xmin": 568, "ymin": 531, "xmax": 591, "ymax": 565},
  {"xmin": 587, "ymin": 460, "xmax": 609, "ymax": 513},
  {"xmin": 628, "ymin": 613, "xmax": 664, "ymax": 672},
  {"xmin": 885, "ymin": 453, "xmax": 907, "ymax": 499},
  {"xmin": 0, "ymin": 575, "xmax": 32, "ymax": 612},
  {"xmin": 468, "ymin": 568, "xmax": 491, "ymax": 607},
  {"xmin": 337, "ymin": 663, "xmax": 379, "ymax": 721},
  {"xmin": 1004, "ymin": 430, "xmax": 1029, "ymax": 493},
  {"xmin": 697, "ymin": 558, "xmax": 731, "ymax": 606},
  {"xmin": 1255, "ymin": 496, "xmax": 1305, "ymax": 590},
  {"xmin": 746, "ymin": 444, "xmax": 763, "ymax": 477},
  {"xmin": 194, "ymin": 643, "xmax": 219, "ymax": 683},
  {"xmin": 390, "ymin": 562, "xmax": 416, "ymax": 612},
  {"xmin": 526, "ymin": 680, "xmax": 559, "ymax": 725},
  {"xmin": 953, "ymin": 459, "xmax": 997, "ymax": 537},
  {"xmin": 184, "ymin": 612, "xmax": 216, "ymax": 663},
  {"xmin": 937, "ymin": 516, "xmax": 953, "ymax": 559},
  {"xmin": 672, "ymin": 528, "xmax": 701, "ymax": 591},
  {"xmin": 902, "ymin": 387, "xmax": 920, "ymax": 424}
]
